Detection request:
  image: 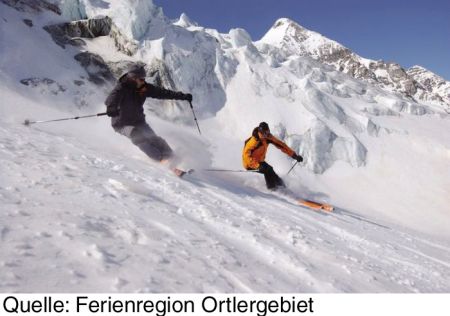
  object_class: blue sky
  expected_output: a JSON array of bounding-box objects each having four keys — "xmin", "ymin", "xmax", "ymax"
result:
[{"xmin": 154, "ymin": 0, "xmax": 450, "ymax": 80}]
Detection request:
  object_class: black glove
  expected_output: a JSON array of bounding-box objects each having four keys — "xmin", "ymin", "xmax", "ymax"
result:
[
  {"xmin": 106, "ymin": 107, "xmax": 120, "ymax": 117},
  {"xmin": 292, "ymin": 153, "xmax": 303, "ymax": 162},
  {"xmin": 183, "ymin": 93, "xmax": 193, "ymax": 102}
]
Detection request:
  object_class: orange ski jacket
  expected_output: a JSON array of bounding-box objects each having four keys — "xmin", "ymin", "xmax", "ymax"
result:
[{"xmin": 242, "ymin": 127, "xmax": 295, "ymax": 170}]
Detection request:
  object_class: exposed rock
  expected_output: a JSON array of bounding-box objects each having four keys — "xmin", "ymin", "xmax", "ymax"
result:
[
  {"xmin": 23, "ymin": 19, "xmax": 33, "ymax": 27},
  {"xmin": 44, "ymin": 16, "xmax": 111, "ymax": 48},
  {"xmin": 1, "ymin": 0, "xmax": 61, "ymax": 15},
  {"xmin": 44, "ymin": 16, "xmax": 138, "ymax": 55},
  {"xmin": 109, "ymin": 22, "xmax": 138, "ymax": 56},
  {"xmin": 407, "ymin": 66, "xmax": 450, "ymax": 107},
  {"xmin": 20, "ymin": 77, "xmax": 66, "ymax": 95},
  {"xmin": 73, "ymin": 80, "xmax": 85, "ymax": 86},
  {"xmin": 74, "ymin": 52, "xmax": 115, "ymax": 85}
]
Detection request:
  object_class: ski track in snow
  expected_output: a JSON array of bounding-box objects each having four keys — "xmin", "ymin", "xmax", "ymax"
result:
[{"xmin": 1, "ymin": 123, "xmax": 449, "ymax": 293}]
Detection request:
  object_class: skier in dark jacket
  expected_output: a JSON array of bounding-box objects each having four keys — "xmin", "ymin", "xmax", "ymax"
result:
[{"xmin": 105, "ymin": 65, "xmax": 192, "ymax": 164}]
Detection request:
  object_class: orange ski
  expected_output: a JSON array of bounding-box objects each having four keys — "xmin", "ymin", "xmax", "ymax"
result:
[{"xmin": 298, "ymin": 199, "xmax": 334, "ymax": 212}]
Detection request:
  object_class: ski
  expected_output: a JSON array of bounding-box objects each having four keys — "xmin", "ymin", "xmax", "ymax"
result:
[
  {"xmin": 297, "ymin": 199, "xmax": 334, "ymax": 212},
  {"xmin": 272, "ymin": 188, "xmax": 334, "ymax": 212}
]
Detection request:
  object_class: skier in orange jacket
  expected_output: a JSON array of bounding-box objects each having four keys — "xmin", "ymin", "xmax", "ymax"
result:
[{"xmin": 242, "ymin": 122, "xmax": 303, "ymax": 190}]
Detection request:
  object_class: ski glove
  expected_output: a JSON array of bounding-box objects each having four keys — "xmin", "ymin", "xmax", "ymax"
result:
[
  {"xmin": 183, "ymin": 93, "xmax": 193, "ymax": 102},
  {"xmin": 106, "ymin": 107, "xmax": 120, "ymax": 117},
  {"xmin": 292, "ymin": 153, "xmax": 303, "ymax": 162}
]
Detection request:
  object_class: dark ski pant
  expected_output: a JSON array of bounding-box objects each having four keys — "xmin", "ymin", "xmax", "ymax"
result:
[
  {"xmin": 114, "ymin": 123, "xmax": 173, "ymax": 161},
  {"xmin": 257, "ymin": 161, "xmax": 285, "ymax": 190}
]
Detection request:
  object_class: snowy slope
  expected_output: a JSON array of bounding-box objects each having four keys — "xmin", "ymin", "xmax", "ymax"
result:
[
  {"xmin": 0, "ymin": 82, "xmax": 450, "ymax": 292},
  {"xmin": 1, "ymin": 0, "xmax": 450, "ymax": 293},
  {"xmin": 2, "ymin": 86, "xmax": 450, "ymax": 292}
]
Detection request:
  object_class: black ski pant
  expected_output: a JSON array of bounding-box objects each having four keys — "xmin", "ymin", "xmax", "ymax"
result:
[
  {"xmin": 257, "ymin": 161, "xmax": 285, "ymax": 190},
  {"xmin": 114, "ymin": 123, "xmax": 173, "ymax": 161}
]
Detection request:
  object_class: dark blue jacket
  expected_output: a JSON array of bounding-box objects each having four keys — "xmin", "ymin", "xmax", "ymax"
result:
[{"xmin": 105, "ymin": 77, "xmax": 186, "ymax": 127}]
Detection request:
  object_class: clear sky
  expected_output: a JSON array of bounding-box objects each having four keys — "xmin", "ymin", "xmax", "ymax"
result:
[{"xmin": 153, "ymin": 0, "xmax": 450, "ymax": 81}]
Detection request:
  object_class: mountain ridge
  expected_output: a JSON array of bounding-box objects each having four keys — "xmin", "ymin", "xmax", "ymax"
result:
[{"xmin": 259, "ymin": 17, "xmax": 449, "ymax": 110}]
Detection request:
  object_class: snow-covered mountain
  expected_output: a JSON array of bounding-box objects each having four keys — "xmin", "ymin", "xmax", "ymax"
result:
[
  {"xmin": 1, "ymin": 0, "xmax": 449, "ymax": 292},
  {"xmin": 407, "ymin": 65, "xmax": 450, "ymax": 108},
  {"xmin": 259, "ymin": 18, "xmax": 450, "ymax": 110}
]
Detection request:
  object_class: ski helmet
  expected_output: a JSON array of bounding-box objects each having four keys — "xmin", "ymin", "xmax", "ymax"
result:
[
  {"xmin": 258, "ymin": 122, "xmax": 270, "ymax": 136},
  {"xmin": 258, "ymin": 122, "xmax": 270, "ymax": 132},
  {"xmin": 127, "ymin": 64, "xmax": 146, "ymax": 79}
]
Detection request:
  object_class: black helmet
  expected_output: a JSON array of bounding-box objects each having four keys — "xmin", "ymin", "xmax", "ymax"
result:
[
  {"xmin": 258, "ymin": 122, "xmax": 270, "ymax": 132},
  {"xmin": 127, "ymin": 64, "xmax": 146, "ymax": 79}
]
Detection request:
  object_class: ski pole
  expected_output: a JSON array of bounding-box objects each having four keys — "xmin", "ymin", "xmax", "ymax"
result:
[
  {"xmin": 203, "ymin": 168, "xmax": 259, "ymax": 173},
  {"xmin": 286, "ymin": 161, "xmax": 299, "ymax": 175},
  {"xmin": 23, "ymin": 112, "xmax": 107, "ymax": 126},
  {"xmin": 188, "ymin": 101, "xmax": 201, "ymax": 135}
]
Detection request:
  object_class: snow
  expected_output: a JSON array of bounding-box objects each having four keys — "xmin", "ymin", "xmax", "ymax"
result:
[
  {"xmin": 228, "ymin": 28, "xmax": 253, "ymax": 48},
  {"xmin": 59, "ymin": 0, "xmax": 87, "ymax": 21},
  {"xmin": 77, "ymin": 0, "xmax": 164, "ymax": 40},
  {"xmin": 1, "ymin": 0, "xmax": 450, "ymax": 293},
  {"xmin": 173, "ymin": 13, "xmax": 197, "ymax": 29}
]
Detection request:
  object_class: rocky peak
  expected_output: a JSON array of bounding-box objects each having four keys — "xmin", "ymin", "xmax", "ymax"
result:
[
  {"xmin": 407, "ymin": 65, "xmax": 448, "ymax": 91},
  {"xmin": 259, "ymin": 17, "xmax": 449, "ymax": 110},
  {"xmin": 261, "ymin": 18, "xmax": 310, "ymax": 47},
  {"xmin": 407, "ymin": 66, "xmax": 450, "ymax": 107},
  {"xmin": 272, "ymin": 17, "xmax": 306, "ymax": 32}
]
